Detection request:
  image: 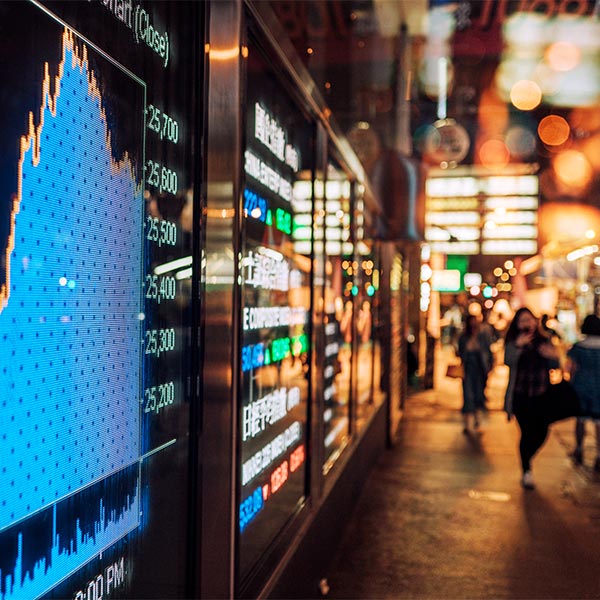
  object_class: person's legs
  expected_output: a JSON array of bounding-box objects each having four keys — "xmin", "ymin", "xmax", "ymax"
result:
[
  {"xmin": 463, "ymin": 411, "xmax": 475, "ymax": 433},
  {"xmin": 514, "ymin": 409, "xmax": 533, "ymax": 473},
  {"xmin": 462, "ymin": 376, "xmax": 477, "ymax": 433},
  {"xmin": 514, "ymin": 402, "xmax": 548, "ymax": 488},
  {"xmin": 528, "ymin": 418, "xmax": 549, "ymax": 463}
]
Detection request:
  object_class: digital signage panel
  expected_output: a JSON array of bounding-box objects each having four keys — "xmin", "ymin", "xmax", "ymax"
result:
[
  {"xmin": 0, "ymin": 2, "xmax": 198, "ymax": 598},
  {"xmin": 322, "ymin": 163, "xmax": 352, "ymax": 470},
  {"xmin": 238, "ymin": 38, "xmax": 312, "ymax": 579}
]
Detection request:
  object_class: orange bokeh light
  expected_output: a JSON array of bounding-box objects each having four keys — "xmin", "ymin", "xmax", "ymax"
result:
[
  {"xmin": 478, "ymin": 86, "xmax": 509, "ymax": 136},
  {"xmin": 510, "ymin": 80, "xmax": 542, "ymax": 111},
  {"xmin": 538, "ymin": 115, "xmax": 570, "ymax": 146},
  {"xmin": 553, "ymin": 150, "xmax": 593, "ymax": 189},
  {"xmin": 539, "ymin": 203, "xmax": 600, "ymax": 246},
  {"xmin": 479, "ymin": 139, "xmax": 510, "ymax": 169}
]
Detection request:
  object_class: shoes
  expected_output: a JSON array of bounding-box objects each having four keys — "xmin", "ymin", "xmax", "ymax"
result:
[
  {"xmin": 572, "ymin": 448, "xmax": 583, "ymax": 465},
  {"xmin": 521, "ymin": 471, "xmax": 535, "ymax": 490}
]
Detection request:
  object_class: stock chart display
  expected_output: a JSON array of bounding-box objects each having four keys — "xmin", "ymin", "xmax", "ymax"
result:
[
  {"xmin": 238, "ymin": 38, "xmax": 313, "ymax": 580},
  {"xmin": 0, "ymin": 2, "xmax": 197, "ymax": 598}
]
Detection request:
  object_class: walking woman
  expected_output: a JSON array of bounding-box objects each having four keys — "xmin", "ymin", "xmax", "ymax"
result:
[
  {"xmin": 458, "ymin": 314, "xmax": 489, "ymax": 434},
  {"xmin": 504, "ymin": 307, "xmax": 560, "ymax": 489},
  {"xmin": 567, "ymin": 314, "xmax": 600, "ymax": 470}
]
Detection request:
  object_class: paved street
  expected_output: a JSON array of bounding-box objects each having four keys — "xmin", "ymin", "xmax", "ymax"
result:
[{"xmin": 324, "ymin": 345, "xmax": 600, "ymax": 599}]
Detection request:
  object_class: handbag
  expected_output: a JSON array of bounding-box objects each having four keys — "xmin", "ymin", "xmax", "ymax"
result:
[
  {"xmin": 446, "ymin": 362, "xmax": 464, "ymax": 379},
  {"xmin": 537, "ymin": 379, "xmax": 581, "ymax": 424}
]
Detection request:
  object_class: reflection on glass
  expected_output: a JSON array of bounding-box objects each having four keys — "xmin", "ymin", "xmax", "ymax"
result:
[
  {"xmin": 322, "ymin": 161, "xmax": 352, "ymax": 472},
  {"xmin": 354, "ymin": 240, "xmax": 380, "ymax": 432},
  {"xmin": 238, "ymin": 40, "xmax": 312, "ymax": 580},
  {"xmin": 355, "ymin": 185, "xmax": 381, "ymax": 430}
]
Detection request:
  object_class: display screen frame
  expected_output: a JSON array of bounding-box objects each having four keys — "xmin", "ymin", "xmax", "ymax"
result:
[{"xmin": 0, "ymin": 2, "xmax": 204, "ymax": 598}]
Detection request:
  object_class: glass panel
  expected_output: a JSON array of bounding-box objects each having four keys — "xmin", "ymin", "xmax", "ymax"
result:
[
  {"xmin": 238, "ymin": 38, "xmax": 313, "ymax": 579},
  {"xmin": 0, "ymin": 2, "xmax": 198, "ymax": 598},
  {"xmin": 353, "ymin": 181, "xmax": 384, "ymax": 430},
  {"xmin": 322, "ymin": 161, "xmax": 352, "ymax": 472}
]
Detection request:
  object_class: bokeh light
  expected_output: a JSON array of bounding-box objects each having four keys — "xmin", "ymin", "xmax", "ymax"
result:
[
  {"xmin": 539, "ymin": 203, "xmax": 600, "ymax": 245},
  {"xmin": 468, "ymin": 302, "xmax": 482, "ymax": 316},
  {"xmin": 478, "ymin": 86, "xmax": 509, "ymax": 135},
  {"xmin": 553, "ymin": 150, "xmax": 593, "ymax": 188},
  {"xmin": 505, "ymin": 125, "xmax": 537, "ymax": 159},
  {"xmin": 510, "ymin": 80, "xmax": 542, "ymax": 110},
  {"xmin": 479, "ymin": 139, "xmax": 510, "ymax": 169},
  {"xmin": 538, "ymin": 115, "xmax": 570, "ymax": 146},
  {"xmin": 545, "ymin": 41, "xmax": 581, "ymax": 72}
]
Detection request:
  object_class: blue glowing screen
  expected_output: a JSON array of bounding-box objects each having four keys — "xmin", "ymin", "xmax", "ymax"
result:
[
  {"xmin": 0, "ymin": 9, "xmax": 144, "ymax": 600},
  {"xmin": 0, "ymin": 1, "xmax": 197, "ymax": 597}
]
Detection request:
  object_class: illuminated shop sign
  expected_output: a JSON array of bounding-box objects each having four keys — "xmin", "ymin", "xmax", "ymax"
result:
[
  {"xmin": 426, "ymin": 173, "xmax": 539, "ymax": 256},
  {"xmin": 238, "ymin": 41, "xmax": 312, "ymax": 579},
  {"xmin": 254, "ymin": 103, "xmax": 299, "ymax": 172},
  {"xmin": 432, "ymin": 269, "xmax": 462, "ymax": 292},
  {"xmin": 244, "ymin": 149, "xmax": 292, "ymax": 201},
  {"xmin": 242, "ymin": 387, "xmax": 301, "ymax": 441},
  {"xmin": 243, "ymin": 103, "xmax": 301, "ymax": 203}
]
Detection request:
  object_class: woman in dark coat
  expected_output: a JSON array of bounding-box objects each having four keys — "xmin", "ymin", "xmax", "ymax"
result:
[{"xmin": 504, "ymin": 307, "xmax": 559, "ymax": 489}]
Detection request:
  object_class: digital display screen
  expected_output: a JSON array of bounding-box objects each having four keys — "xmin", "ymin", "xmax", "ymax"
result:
[
  {"xmin": 238, "ymin": 38, "xmax": 312, "ymax": 579},
  {"xmin": 322, "ymin": 164, "xmax": 352, "ymax": 469},
  {"xmin": 0, "ymin": 2, "xmax": 197, "ymax": 598}
]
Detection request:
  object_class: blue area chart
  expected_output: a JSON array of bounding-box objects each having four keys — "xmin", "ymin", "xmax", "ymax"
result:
[{"xmin": 0, "ymin": 28, "xmax": 144, "ymax": 599}]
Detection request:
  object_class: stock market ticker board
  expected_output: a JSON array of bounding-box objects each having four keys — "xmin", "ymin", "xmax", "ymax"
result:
[{"xmin": 0, "ymin": 2, "xmax": 197, "ymax": 598}]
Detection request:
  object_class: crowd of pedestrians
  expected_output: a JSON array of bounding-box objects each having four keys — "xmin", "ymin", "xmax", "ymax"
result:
[{"xmin": 447, "ymin": 303, "xmax": 600, "ymax": 491}]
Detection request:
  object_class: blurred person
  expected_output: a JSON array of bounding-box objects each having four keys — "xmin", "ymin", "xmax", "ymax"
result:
[
  {"xmin": 479, "ymin": 308, "xmax": 498, "ymax": 385},
  {"xmin": 504, "ymin": 307, "xmax": 560, "ymax": 489},
  {"xmin": 443, "ymin": 299, "xmax": 463, "ymax": 350},
  {"xmin": 566, "ymin": 314, "xmax": 600, "ymax": 470},
  {"xmin": 457, "ymin": 314, "xmax": 489, "ymax": 433}
]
